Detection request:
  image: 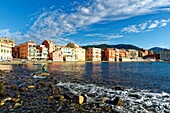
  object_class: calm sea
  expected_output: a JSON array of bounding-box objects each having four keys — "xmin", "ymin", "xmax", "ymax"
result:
[{"xmin": 1, "ymin": 62, "xmax": 170, "ymax": 93}]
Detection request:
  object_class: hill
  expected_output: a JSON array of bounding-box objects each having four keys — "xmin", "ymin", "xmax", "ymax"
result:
[
  {"xmin": 82, "ymin": 44, "xmax": 141, "ymax": 50},
  {"xmin": 149, "ymin": 47, "xmax": 165, "ymax": 53}
]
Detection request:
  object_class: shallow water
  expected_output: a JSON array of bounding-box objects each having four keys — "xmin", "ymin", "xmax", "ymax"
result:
[{"xmin": 1, "ymin": 62, "xmax": 170, "ymax": 93}]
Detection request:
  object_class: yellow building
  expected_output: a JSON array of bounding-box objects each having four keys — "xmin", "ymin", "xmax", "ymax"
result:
[
  {"xmin": 74, "ymin": 47, "xmax": 86, "ymax": 61},
  {"xmin": 0, "ymin": 37, "xmax": 15, "ymax": 61},
  {"xmin": 66, "ymin": 42, "xmax": 86, "ymax": 61},
  {"xmin": 86, "ymin": 48, "xmax": 101, "ymax": 61}
]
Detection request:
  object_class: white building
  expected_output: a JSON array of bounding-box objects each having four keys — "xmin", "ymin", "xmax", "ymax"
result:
[
  {"xmin": 160, "ymin": 49, "xmax": 170, "ymax": 61},
  {"xmin": 0, "ymin": 37, "xmax": 15, "ymax": 61}
]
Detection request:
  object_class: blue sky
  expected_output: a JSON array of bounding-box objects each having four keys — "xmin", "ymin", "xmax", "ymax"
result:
[{"xmin": 0, "ymin": 0, "xmax": 170, "ymax": 49}]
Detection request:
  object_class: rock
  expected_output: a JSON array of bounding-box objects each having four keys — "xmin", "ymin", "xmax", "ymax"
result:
[
  {"xmin": 11, "ymin": 84, "xmax": 18, "ymax": 90},
  {"xmin": 129, "ymin": 94, "xmax": 142, "ymax": 99},
  {"xmin": 35, "ymin": 72, "xmax": 50, "ymax": 76},
  {"xmin": 106, "ymin": 97, "xmax": 124, "ymax": 106},
  {"xmin": 4, "ymin": 97, "xmax": 12, "ymax": 101},
  {"xmin": 19, "ymin": 87, "xmax": 28, "ymax": 92},
  {"xmin": 60, "ymin": 95, "xmax": 65, "ymax": 101},
  {"xmin": 78, "ymin": 95, "xmax": 84, "ymax": 105},
  {"xmin": 13, "ymin": 102, "xmax": 22, "ymax": 108},
  {"xmin": 101, "ymin": 97, "xmax": 107, "ymax": 103},
  {"xmin": 28, "ymin": 85, "xmax": 36, "ymax": 89},
  {"xmin": 0, "ymin": 100, "xmax": 5, "ymax": 106},
  {"xmin": 114, "ymin": 86, "xmax": 124, "ymax": 91},
  {"xmin": 77, "ymin": 94, "xmax": 87, "ymax": 105},
  {"xmin": 113, "ymin": 97, "xmax": 124, "ymax": 106},
  {"xmin": 12, "ymin": 98, "xmax": 20, "ymax": 103}
]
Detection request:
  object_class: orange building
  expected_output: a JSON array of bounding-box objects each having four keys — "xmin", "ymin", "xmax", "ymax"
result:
[
  {"xmin": 104, "ymin": 48, "xmax": 119, "ymax": 61},
  {"xmin": 119, "ymin": 49, "xmax": 127, "ymax": 58},
  {"xmin": 19, "ymin": 40, "xmax": 36, "ymax": 60},
  {"xmin": 86, "ymin": 48, "xmax": 101, "ymax": 61}
]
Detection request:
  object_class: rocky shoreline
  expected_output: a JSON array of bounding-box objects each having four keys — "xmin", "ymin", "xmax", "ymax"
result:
[{"xmin": 0, "ymin": 70, "xmax": 170, "ymax": 113}]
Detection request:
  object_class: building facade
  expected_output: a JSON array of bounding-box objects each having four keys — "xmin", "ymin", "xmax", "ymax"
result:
[
  {"xmin": 49, "ymin": 50, "xmax": 63, "ymax": 61},
  {"xmin": 19, "ymin": 40, "xmax": 36, "ymax": 60},
  {"xmin": 104, "ymin": 48, "xmax": 119, "ymax": 61},
  {"xmin": 42, "ymin": 40, "xmax": 56, "ymax": 53},
  {"xmin": 86, "ymin": 48, "xmax": 101, "ymax": 61},
  {"xmin": 160, "ymin": 49, "xmax": 170, "ymax": 61},
  {"xmin": 0, "ymin": 37, "xmax": 15, "ymax": 61},
  {"xmin": 74, "ymin": 47, "xmax": 86, "ymax": 61},
  {"xmin": 61, "ymin": 47, "xmax": 75, "ymax": 61},
  {"xmin": 36, "ymin": 45, "xmax": 48, "ymax": 60}
]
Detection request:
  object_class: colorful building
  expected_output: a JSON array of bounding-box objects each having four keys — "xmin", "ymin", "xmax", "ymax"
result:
[
  {"xmin": 66, "ymin": 42, "xmax": 86, "ymax": 61},
  {"xmin": 104, "ymin": 48, "xmax": 119, "ymax": 61},
  {"xmin": 36, "ymin": 45, "xmax": 48, "ymax": 60},
  {"xmin": 0, "ymin": 37, "xmax": 15, "ymax": 61},
  {"xmin": 160, "ymin": 49, "xmax": 170, "ymax": 61},
  {"xmin": 61, "ymin": 47, "xmax": 75, "ymax": 61},
  {"xmin": 49, "ymin": 50, "xmax": 63, "ymax": 61},
  {"xmin": 19, "ymin": 40, "xmax": 36, "ymax": 60},
  {"xmin": 86, "ymin": 48, "xmax": 101, "ymax": 61},
  {"xmin": 138, "ymin": 48, "xmax": 149, "ymax": 57},
  {"xmin": 42, "ymin": 40, "xmax": 56, "ymax": 53},
  {"xmin": 74, "ymin": 47, "xmax": 86, "ymax": 61},
  {"xmin": 127, "ymin": 49, "xmax": 139, "ymax": 59}
]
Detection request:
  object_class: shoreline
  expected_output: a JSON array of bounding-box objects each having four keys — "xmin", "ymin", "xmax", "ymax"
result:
[{"xmin": 0, "ymin": 60, "xmax": 159, "ymax": 65}]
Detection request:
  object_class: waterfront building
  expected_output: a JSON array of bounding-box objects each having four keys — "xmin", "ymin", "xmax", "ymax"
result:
[
  {"xmin": 86, "ymin": 48, "xmax": 101, "ymax": 61},
  {"xmin": 74, "ymin": 47, "xmax": 86, "ymax": 61},
  {"xmin": 138, "ymin": 48, "xmax": 149, "ymax": 57},
  {"xmin": 160, "ymin": 49, "xmax": 170, "ymax": 61},
  {"xmin": 104, "ymin": 48, "xmax": 119, "ymax": 61},
  {"xmin": 0, "ymin": 37, "xmax": 15, "ymax": 61},
  {"xmin": 49, "ymin": 50, "xmax": 63, "ymax": 61},
  {"xmin": 19, "ymin": 40, "xmax": 37, "ymax": 60},
  {"xmin": 66, "ymin": 42, "xmax": 85, "ymax": 61},
  {"xmin": 127, "ymin": 49, "xmax": 139, "ymax": 59},
  {"xmin": 61, "ymin": 47, "xmax": 75, "ymax": 61},
  {"xmin": 42, "ymin": 40, "xmax": 56, "ymax": 53},
  {"xmin": 12, "ymin": 45, "xmax": 20, "ymax": 58},
  {"xmin": 36, "ymin": 45, "xmax": 48, "ymax": 61}
]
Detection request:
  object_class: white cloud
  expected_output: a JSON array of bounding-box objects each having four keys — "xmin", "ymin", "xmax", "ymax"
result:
[
  {"xmin": 0, "ymin": 29, "xmax": 23, "ymax": 40},
  {"xmin": 122, "ymin": 18, "xmax": 170, "ymax": 33},
  {"xmin": 88, "ymin": 40, "xmax": 112, "ymax": 45},
  {"xmin": 85, "ymin": 33, "xmax": 123, "ymax": 39},
  {"xmin": 10, "ymin": 0, "xmax": 170, "ymax": 44}
]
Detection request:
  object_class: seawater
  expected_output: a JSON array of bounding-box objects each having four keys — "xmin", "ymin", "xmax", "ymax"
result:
[{"xmin": 1, "ymin": 61, "xmax": 170, "ymax": 93}]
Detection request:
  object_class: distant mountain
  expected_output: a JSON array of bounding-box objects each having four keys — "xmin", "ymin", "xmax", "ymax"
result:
[
  {"xmin": 82, "ymin": 44, "xmax": 141, "ymax": 50},
  {"xmin": 149, "ymin": 47, "xmax": 165, "ymax": 53}
]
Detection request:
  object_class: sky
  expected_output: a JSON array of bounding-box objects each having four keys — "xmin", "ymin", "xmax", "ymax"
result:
[{"xmin": 0, "ymin": 0, "xmax": 170, "ymax": 49}]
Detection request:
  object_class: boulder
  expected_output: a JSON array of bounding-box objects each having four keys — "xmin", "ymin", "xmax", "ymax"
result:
[{"xmin": 113, "ymin": 97, "xmax": 124, "ymax": 106}]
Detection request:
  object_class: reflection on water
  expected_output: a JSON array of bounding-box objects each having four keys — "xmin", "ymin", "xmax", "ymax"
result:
[
  {"xmin": 1, "ymin": 62, "xmax": 170, "ymax": 93},
  {"xmin": 48, "ymin": 62, "xmax": 86, "ymax": 79},
  {"xmin": 0, "ymin": 65, "xmax": 13, "ymax": 71}
]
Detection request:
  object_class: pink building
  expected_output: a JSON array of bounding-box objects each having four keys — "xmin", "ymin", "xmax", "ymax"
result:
[{"xmin": 49, "ymin": 50, "xmax": 63, "ymax": 61}]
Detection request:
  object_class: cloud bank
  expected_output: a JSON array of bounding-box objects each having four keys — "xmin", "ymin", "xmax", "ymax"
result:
[
  {"xmin": 1, "ymin": 0, "xmax": 170, "ymax": 44},
  {"xmin": 121, "ymin": 18, "xmax": 170, "ymax": 33}
]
